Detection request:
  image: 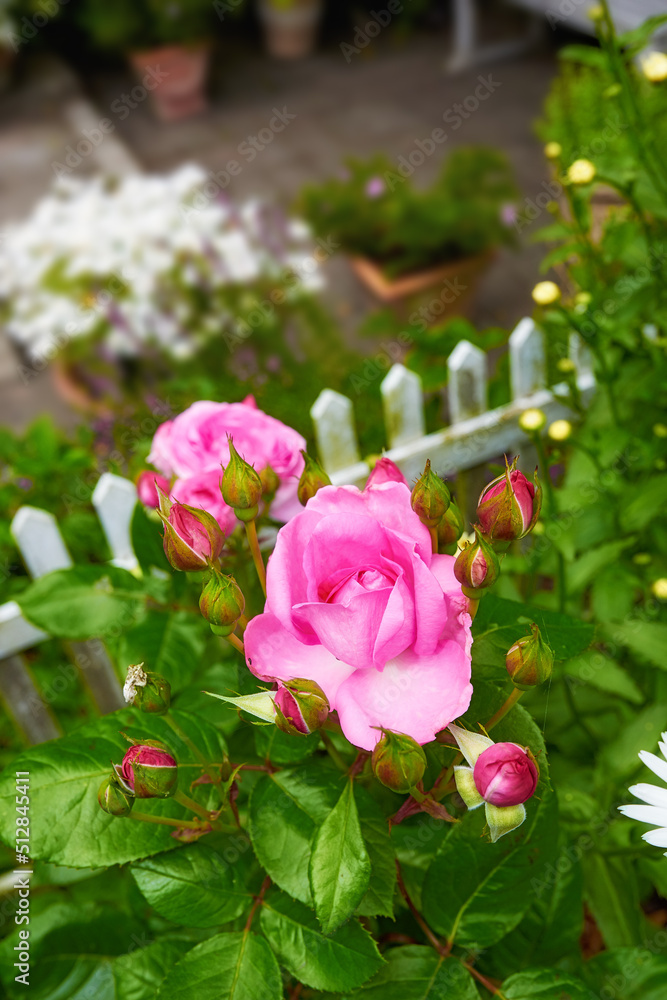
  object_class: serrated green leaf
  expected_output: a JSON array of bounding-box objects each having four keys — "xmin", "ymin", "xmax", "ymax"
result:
[
  {"xmin": 0, "ymin": 709, "xmax": 225, "ymax": 867},
  {"xmin": 339, "ymin": 945, "xmax": 479, "ymax": 999},
  {"xmin": 113, "ymin": 939, "xmax": 193, "ymax": 1000},
  {"xmin": 599, "ymin": 702, "xmax": 667, "ymax": 779},
  {"xmin": 563, "ymin": 652, "xmax": 643, "ymax": 705},
  {"xmin": 248, "ymin": 765, "xmax": 341, "ymax": 905},
  {"xmin": 309, "ymin": 780, "xmax": 371, "ymax": 933},
  {"xmin": 356, "ymin": 787, "xmax": 396, "ymax": 918},
  {"xmin": 254, "ymin": 722, "xmax": 320, "ymax": 764},
  {"xmin": 156, "ymin": 931, "xmax": 282, "ymax": 1000},
  {"xmin": 583, "ymin": 948, "xmax": 667, "ymax": 1000},
  {"xmin": 131, "ymin": 843, "xmax": 250, "ymax": 927},
  {"xmin": 17, "ymin": 565, "xmax": 146, "ymax": 640},
  {"xmin": 501, "ymin": 968, "xmax": 591, "ymax": 999},
  {"xmin": 583, "ymin": 854, "xmax": 643, "ymax": 949},
  {"xmin": 259, "ymin": 890, "xmax": 384, "ymax": 991},
  {"xmin": 603, "ymin": 621, "xmax": 667, "ymax": 670},
  {"xmin": 473, "ymin": 595, "xmax": 594, "ymax": 664}
]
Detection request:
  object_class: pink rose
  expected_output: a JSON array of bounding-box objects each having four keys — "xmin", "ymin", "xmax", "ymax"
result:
[
  {"xmin": 244, "ymin": 482, "xmax": 473, "ymax": 750},
  {"xmin": 473, "ymin": 742, "xmax": 539, "ymax": 807},
  {"xmin": 161, "ymin": 500, "xmax": 225, "ymax": 572},
  {"xmin": 365, "ymin": 457, "xmax": 409, "ymax": 489},
  {"xmin": 476, "ymin": 463, "xmax": 541, "ymax": 541},
  {"xmin": 119, "ymin": 745, "xmax": 177, "ymax": 798},
  {"xmin": 171, "ymin": 470, "xmax": 237, "ymax": 537},
  {"xmin": 136, "ymin": 471, "xmax": 170, "ymax": 508},
  {"xmin": 147, "ymin": 400, "xmax": 306, "ymax": 524}
]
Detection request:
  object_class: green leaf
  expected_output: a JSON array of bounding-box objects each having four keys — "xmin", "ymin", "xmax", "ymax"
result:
[
  {"xmin": 118, "ymin": 611, "xmax": 206, "ymax": 693},
  {"xmin": 17, "ymin": 565, "xmax": 146, "ymax": 640},
  {"xmin": 473, "ymin": 595, "xmax": 594, "ymax": 664},
  {"xmin": 259, "ymin": 890, "xmax": 384, "ymax": 991},
  {"xmin": 339, "ymin": 945, "xmax": 479, "ymax": 999},
  {"xmin": 599, "ymin": 702, "xmax": 667, "ymax": 779},
  {"xmin": 254, "ymin": 723, "xmax": 320, "ymax": 764},
  {"xmin": 356, "ymin": 786, "xmax": 396, "ymax": 918},
  {"xmin": 583, "ymin": 948, "xmax": 667, "ymax": 1000},
  {"xmin": 566, "ymin": 538, "xmax": 636, "ymax": 594},
  {"xmin": 131, "ymin": 843, "xmax": 250, "ymax": 927},
  {"xmin": 0, "ymin": 709, "xmax": 226, "ymax": 867},
  {"xmin": 583, "ymin": 854, "xmax": 643, "ymax": 948},
  {"xmin": 501, "ymin": 968, "xmax": 591, "ymax": 999},
  {"xmin": 113, "ymin": 939, "xmax": 193, "ymax": 1000},
  {"xmin": 621, "ymin": 476, "xmax": 667, "ymax": 532},
  {"xmin": 604, "ymin": 621, "xmax": 667, "ymax": 670},
  {"xmin": 248, "ymin": 764, "xmax": 341, "ymax": 905},
  {"xmin": 422, "ymin": 705, "xmax": 558, "ymax": 950},
  {"xmin": 309, "ymin": 779, "xmax": 371, "ymax": 933},
  {"xmin": 156, "ymin": 931, "xmax": 282, "ymax": 1000},
  {"xmin": 563, "ymin": 651, "xmax": 644, "ymax": 705}
]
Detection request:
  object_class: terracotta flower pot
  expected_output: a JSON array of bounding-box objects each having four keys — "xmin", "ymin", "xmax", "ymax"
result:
[
  {"xmin": 129, "ymin": 44, "xmax": 210, "ymax": 122},
  {"xmin": 258, "ymin": 0, "xmax": 323, "ymax": 59},
  {"xmin": 350, "ymin": 250, "xmax": 496, "ymax": 326}
]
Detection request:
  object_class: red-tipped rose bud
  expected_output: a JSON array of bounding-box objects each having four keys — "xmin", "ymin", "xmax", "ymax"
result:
[
  {"xmin": 410, "ymin": 460, "xmax": 451, "ymax": 528},
  {"xmin": 365, "ymin": 457, "xmax": 408, "ymax": 489},
  {"xmin": 136, "ymin": 471, "xmax": 170, "ymax": 509},
  {"xmin": 297, "ymin": 450, "xmax": 331, "ymax": 506},
  {"xmin": 274, "ymin": 678, "xmax": 330, "ymax": 735},
  {"xmin": 371, "ymin": 729, "xmax": 427, "ymax": 793},
  {"xmin": 221, "ymin": 439, "xmax": 263, "ymax": 521},
  {"xmin": 506, "ymin": 624, "xmax": 554, "ymax": 690},
  {"xmin": 199, "ymin": 569, "xmax": 245, "ymax": 636},
  {"xmin": 116, "ymin": 744, "xmax": 178, "ymax": 799},
  {"xmin": 473, "ymin": 743, "xmax": 539, "ymax": 807},
  {"xmin": 259, "ymin": 464, "xmax": 280, "ymax": 500},
  {"xmin": 454, "ymin": 528, "xmax": 500, "ymax": 597},
  {"xmin": 157, "ymin": 488, "xmax": 225, "ymax": 572},
  {"xmin": 437, "ymin": 498, "xmax": 465, "ymax": 548},
  {"xmin": 98, "ymin": 775, "xmax": 134, "ymax": 816},
  {"xmin": 123, "ymin": 663, "xmax": 171, "ymax": 715},
  {"xmin": 476, "ymin": 459, "xmax": 542, "ymax": 542}
]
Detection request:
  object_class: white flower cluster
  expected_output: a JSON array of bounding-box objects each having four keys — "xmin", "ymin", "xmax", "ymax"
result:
[{"xmin": 0, "ymin": 164, "xmax": 323, "ymax": 363}]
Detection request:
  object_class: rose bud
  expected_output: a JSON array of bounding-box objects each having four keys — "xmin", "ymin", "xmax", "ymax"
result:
[
  {"xmin": 259, "ymin": 464, "xmax": 280, "ymax": 500},
  {"xmin": 199, "ymin": 569, "xmax": 245, "ymax": 636},
  {"xmin": 371, "ymin": 729, "xmax": 427, "ymax": 793},
  {"xmin": 136, "ymin": 471, "xmax": 170, "ymax": 509},
  {"xmin": 411, "ymin": 460, "xmax": 451, "ymax": 528},
  {"xmin": 274, "ymin": 678, "xmax": 330, "ymax": 735},
  {"xmin": 476, "ymin": 459, "xmax": 542, "ymax": 543},
  {"xmin": 221, "ymin": 439, "xmax": 263, "ymax": 522},
  {"xmin": 156, "ymin": 487, "xmax": 225, "ymax": 572},
  {"xmin": 365, "ymin": 457, "xmax": 408, "ymax": 489},
  {"xmin": 123, "ymin": 662, "xmax": 171, "ymax": 714},
  {"xmin": 473, "ymin": 743, "xmax": 539, "ymax": 807},
  {"xmin": 98, "ymin": 775, "xmax": 134, "ymax": 816},
  {"xmin": 297, "ymin": 450, "xmax": 331, "ymax": 506},
  {"xmin": 437, "ymin": 498, "xmax": 465, "ymax": 548},
  {"xmin": 506, "ymin": 624, "xmax": 554, "ymax": 690},
  {"xmin": 115, "ymin": 744, "xmax": 178, "ymax": 799},
  {"xmin": 453, "ymin": 528, "xmax": 500, "ymax": 597}
]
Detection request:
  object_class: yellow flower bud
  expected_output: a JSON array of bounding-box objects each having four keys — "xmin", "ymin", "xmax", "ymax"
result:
[
  {"xmin": 642, "ymin": 52, "xmax": 667, "ymax": 83},
  {"xmin": 532, "ymin": 281, "xmax": 560, "ymax": 306},
  {"xmin": 653, "ymin": 423, "xmax": 667, "ymax": 438},
  {"xmin": 652, "ymin": 579, "xmax": 667, "ymax": 600},
  {"xmin": 544, "ymin": 141, "xmax": 562, "ymax": 160},
  {"xmin": 548, "ymin": 419, "xmax": 573, "ymax": 442},
  {"xmin": 519, "ymin": 408, "xmax": 547, "ymax": 433},
  {"xmin": 567, "ymin": 159, "xmax": 596, "ymax": 185}
]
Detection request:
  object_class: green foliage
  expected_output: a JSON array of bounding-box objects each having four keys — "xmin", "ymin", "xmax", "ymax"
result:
[
  {"xmin": 74, "ymin": 0, "xmax": 215, "ymax": 49},
  {"xmin": 298, "ymin": 147, "xmax": 518, "ymax": 278}
]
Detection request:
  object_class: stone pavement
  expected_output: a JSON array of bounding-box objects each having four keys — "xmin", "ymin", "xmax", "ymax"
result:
[{"xmin": 0, "ymin": 29, "xmax": 559, "ymax": 431}]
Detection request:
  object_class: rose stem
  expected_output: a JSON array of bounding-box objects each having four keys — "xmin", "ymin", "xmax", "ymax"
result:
[
  {"xmin": 429, "ymin": 526, "xmax": 438, "ymax": 555},
  {"xmin": 320, "ymin": 730, "xmax": 348, "ymax": 772},
  {"xmin": 173, "ymin": 789, "xmax": 215, "ymax": 821},
  {"xmin": 463, "ymin": 962, "xmax": 508, "ymax": 999},
  {"xmin": 238, "ymin": 614, "xmax": 249, "ymax": 633},
  {"xmin": 244, "ymin": 875, "xmax": 271, "ymax": 932},
  {"xmin": 225, "ymin": 632, "xmax": 245, "ymax": 656},
  {"xmin": 396, "ymin": 860, "xmax": 449, "ymax": 957},
  {"xmin": 130, "ymin": 813, "xmax": 200, "ymax": 829},
  {"xmin": 467, "ymin": 598, "xmax": 480, "ymax": 621},
  {"xmin": 244, "ymin": 519, "xmax": 267, "ymax": 596},
  {"xmin": 163, "ymin": 714, "xmax": 221, "ymax": 793},
  {"xmin": 485, "ymin": 687, "xmax": 523, "ymax": 731}
]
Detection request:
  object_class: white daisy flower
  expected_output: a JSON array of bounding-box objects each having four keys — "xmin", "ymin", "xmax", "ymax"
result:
[{"xmin": 619, "ymin": 730, "xmax": 667, "ymax": 852}]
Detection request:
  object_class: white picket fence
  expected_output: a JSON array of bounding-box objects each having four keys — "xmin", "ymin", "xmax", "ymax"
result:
[{"xmin": 0, "ymin": 317, "xmax": 595, "ymax": 744}]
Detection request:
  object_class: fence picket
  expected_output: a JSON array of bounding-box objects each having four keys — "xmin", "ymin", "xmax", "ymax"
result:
[
  {"xmin": 310, "ymin": 388, "xmax": 369, "ymax": 484},
  {"xmin": 448, "ymin": 340, "xmax": 488, "ymax": 424},
  {"xmin": 510, "ymin": 318, "xmax": 546, "ymax": 399},
  {"xmin": 93, "ymin": 473, "xmax": 139, "ymax": 571},
  {"xmin": 381, "ymin": 364, "xmax": 425, "ymax": 448}
]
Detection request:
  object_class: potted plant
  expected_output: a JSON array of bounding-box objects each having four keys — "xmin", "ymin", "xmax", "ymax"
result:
[
  {"xmin": 257, "ymin": 0, "xmax": 324, "ymax": 59},
  {"xmin": 298, "ymin": 147, "xmax": 518, "ymax": 323},
  {"xmin": 75, "ymin": 0, "xmax": 216, "ymax": 120}
]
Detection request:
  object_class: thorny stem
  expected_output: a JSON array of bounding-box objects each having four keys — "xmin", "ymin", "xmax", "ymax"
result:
[
  {"xmin": 245, "ymin": 519, "xmax": 267, "ymax": 597},
  {"xmin": 485, "ymin": 688, "xmax": 523, "ymax": 731},
  {"xmin": 396, "ymin": 860, "xmax": 449, "ymax": 957},
  {"xmin": 244, "ymin": 875, "xmax": 271, "ymax": 932}
]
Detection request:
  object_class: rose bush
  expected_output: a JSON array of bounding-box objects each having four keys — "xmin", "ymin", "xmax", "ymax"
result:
[
  {"xmin": 147, "ymin": 396, "xmax": 306, "ymax": 527},
  {"xmin": 245, "ymin": 480, "xmax": 473, "ymax": 750}
]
